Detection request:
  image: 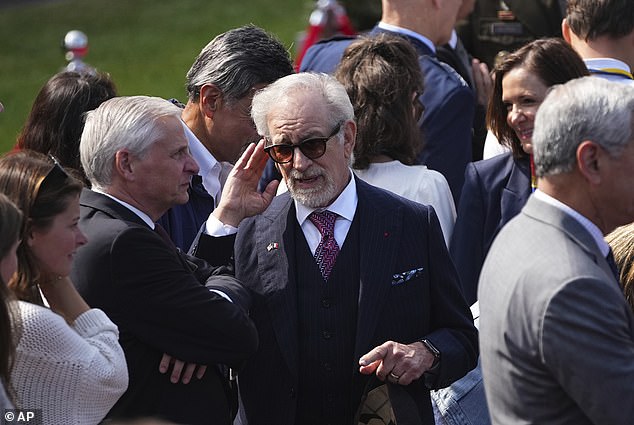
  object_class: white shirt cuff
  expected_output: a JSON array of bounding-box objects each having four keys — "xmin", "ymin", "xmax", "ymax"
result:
[
  {"xmin": 209, "ymin": 289, "xmax": 233, "ymax": 303},
  {"xmin": 205, "ymin": 213, "xmax": 238, "ymax": 236}
]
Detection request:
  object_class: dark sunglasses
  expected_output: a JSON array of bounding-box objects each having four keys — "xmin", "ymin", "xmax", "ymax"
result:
[
  {"xmin": 264, "ymin": 122, "xmax": 343, "ymax": 164},
  {"xmin": 32, "ymin": 155, "xmax": 70, "ymax": 207}
]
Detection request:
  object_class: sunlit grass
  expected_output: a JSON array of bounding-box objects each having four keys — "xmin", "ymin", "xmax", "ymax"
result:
[{"xmin": 0, "ymin": 0, "xmax": 311, "ymax": 152}]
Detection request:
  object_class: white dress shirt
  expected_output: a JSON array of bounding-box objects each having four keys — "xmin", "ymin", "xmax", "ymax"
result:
[
  {"xmin": 295, "ymin": 172, "xmax": 358, "ymax": 255},
  {"xmin": 183, "ymin": 121, "xmax": 223, "ymax": 204}
]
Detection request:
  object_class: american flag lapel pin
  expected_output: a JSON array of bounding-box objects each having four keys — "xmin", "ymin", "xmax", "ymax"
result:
[{"xmin": 267, "ymin": 242, "xmax": 279, "ymax": 252}]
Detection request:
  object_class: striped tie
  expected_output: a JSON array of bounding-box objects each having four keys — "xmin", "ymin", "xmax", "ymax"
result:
[{"xmin": 309, "ymin": 210, "xmax": 340, "ymax": 280}]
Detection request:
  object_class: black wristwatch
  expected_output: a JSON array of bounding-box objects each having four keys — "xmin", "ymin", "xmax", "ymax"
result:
[
  {"xmin": 421, "ymin": 339, "xmax": 441, "ymax": 389},
  {"xmin": 422, "ymin": 339, "xmax": 441, "ymax": 368}
]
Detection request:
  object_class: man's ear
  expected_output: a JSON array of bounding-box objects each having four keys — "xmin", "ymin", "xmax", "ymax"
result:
[
  {"xmin": 343, "ymin": 120, "xmax": 356, "ymax": 159},
  {"xmin": 199, "ymin": 84, "xmax": 223, "ymax": 118},
  {"xmin": 576, "ymin": 140, "xmax": 603, "ymax": 185},
  {"xmin": 561, "ymin": 18, "xmax": 572, "ymax": 43},
  {"xmin": 114, "ymin": 150, "xmax": 135, "ymax": 182}
]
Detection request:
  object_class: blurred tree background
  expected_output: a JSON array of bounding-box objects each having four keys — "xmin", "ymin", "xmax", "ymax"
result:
[{"xmin": 0, "ymin": 0, "xmax": 314, "ymax": 153}]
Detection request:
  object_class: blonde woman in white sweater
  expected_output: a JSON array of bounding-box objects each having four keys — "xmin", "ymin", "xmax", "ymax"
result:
[{"xmin": 0, "ymin": 151, "xmax": 128, "ymax": 424}]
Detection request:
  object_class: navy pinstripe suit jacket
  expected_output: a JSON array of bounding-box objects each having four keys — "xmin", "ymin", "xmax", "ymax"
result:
[{"xmin": 233, "ymin": 178, "xmax": 477, "ymax": 425}]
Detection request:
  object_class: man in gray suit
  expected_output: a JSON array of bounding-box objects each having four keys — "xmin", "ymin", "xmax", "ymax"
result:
[{"xmin": 479, "ymin": 76, "xmax": 634, "ymax": 425}]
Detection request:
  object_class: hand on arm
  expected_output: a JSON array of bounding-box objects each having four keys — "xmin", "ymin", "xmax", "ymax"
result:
[
  {"xmin": 212, "ymin": 140, "xmax": 279, "ymax": 227},
  {"xmin": 359, "ymin": 341, "xmax": 436, "ymax": 386},
  {"xmin": 159, "ymin": 353, "xmax": 207, "ymax": 384}
]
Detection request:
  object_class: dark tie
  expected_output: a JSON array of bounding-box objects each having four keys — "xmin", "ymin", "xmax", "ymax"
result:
[
  {"xmin": 309, "ymin": 210, "xmax": 340, "ymax": 281},
  {"xmin": 154, "ymin": 222, "xmax": 177, "ymax": 251},
  {"xmin": 606, "ymin": 248, "xmax": 621, "ymax": 284}
]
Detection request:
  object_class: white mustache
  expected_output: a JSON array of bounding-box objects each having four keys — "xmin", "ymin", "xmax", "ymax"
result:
[{"xmin": 288, "ymin": 169, "xmax": 321, "ymax": 180}]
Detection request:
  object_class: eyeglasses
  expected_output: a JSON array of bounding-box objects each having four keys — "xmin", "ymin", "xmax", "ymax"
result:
[{"xmin": 264, "ymin": 122, "xmax": 343, "ymax": 164}]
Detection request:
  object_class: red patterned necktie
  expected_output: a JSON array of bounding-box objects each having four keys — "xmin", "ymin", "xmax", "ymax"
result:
[{"xmin": 309, "ymin": 210, "xmax": 340, "ymax": 280}]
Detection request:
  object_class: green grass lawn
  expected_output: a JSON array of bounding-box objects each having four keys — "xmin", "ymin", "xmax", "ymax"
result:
[{"xmin": 0, "ymin": 0, "xmax": 311, "ymax": 153}]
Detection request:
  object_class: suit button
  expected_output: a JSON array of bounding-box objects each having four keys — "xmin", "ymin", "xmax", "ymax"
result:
[
  {"xmin": 321, "ymin": 298, "xmax": 331, "ymax": 308},
  {"xmin": 289, "ymin": 387, "xmax": 296, "ymax": 399},
  {"xmin": 323, "ymin": 362, "xmax": 332, "ymax": 371},
  {"xmin": 322, "ymin": 330, "xmax": 332, "ymax": 340}
]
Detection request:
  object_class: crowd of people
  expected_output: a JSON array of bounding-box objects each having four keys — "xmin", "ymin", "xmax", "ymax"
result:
[{"xmin": 1, "ymin": 0, "xmax": 634, "ymax": 424}]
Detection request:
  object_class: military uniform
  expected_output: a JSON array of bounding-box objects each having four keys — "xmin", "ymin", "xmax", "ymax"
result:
[{"xmin": 457, "ymin": 0, "xmax": 565, "ymax": 68}]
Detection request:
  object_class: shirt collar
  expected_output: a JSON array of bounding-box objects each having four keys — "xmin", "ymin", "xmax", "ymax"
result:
[
  {"xmin": 377, "ymin": 22, "xmax": 436, "ymax": 54},
  {"xmin": 584, "ymin": 58, "xmax": 634, "ymax": 80},
  {"xmin": 183, "ymin": 121, "xmax": 222, "ymax": 198},
  {"xmin": 295, "ymin": 170, "xmax": 358, "ymax": 226},
  {"xmin": 533, "ymin": 190, "xmax": 609, "ymax": 256},
  {"xmin": 91, "ymin": 188, "xmax": 155, "ymax": 229},
  {"xmin": 448, "ymin": 29, "xmax": 458, "ymax": 49}
]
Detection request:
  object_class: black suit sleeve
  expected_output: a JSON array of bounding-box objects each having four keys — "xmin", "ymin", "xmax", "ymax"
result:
[{"xmin": 109, "ymin": 227, "xmax": 257, "ymax": 366}]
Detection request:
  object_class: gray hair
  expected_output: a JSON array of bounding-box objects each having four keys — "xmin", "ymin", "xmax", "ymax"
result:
[
  {"xmin": 251, "ymin": 72, "xmax": 354, "ymax": 139},
  {"xmin": 186, "ymin": 25, "xmax": 293, "ymax": 104},
  {"xmin": 533, "ymin": 76, "xmax": 634, "ymax": 177},
  {"xmin": 80, "ymin": 96, "xmax": 182, "ymax": 190}
]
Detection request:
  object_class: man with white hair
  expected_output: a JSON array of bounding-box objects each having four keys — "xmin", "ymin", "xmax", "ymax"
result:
[
  {"xmin": 72, "ymin": 96, "xmax": 275, "ymax": 424},
  {"xmin": 479, "ymin": 77, "xmax": 634, "ymax": 424},
  {"xmin": 227, "ymin": 72, "xmax": 477, "ymax": 425}
]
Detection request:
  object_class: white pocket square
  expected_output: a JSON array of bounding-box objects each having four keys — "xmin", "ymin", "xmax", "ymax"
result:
[{"xmin": 391, "ymin": 267, "xmax": 424, "ymax": 285}]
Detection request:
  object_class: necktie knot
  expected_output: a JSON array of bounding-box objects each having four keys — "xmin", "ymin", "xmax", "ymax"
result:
[
  {"xmin": 309, "ymin": 210, "xmax": 338, "ymax": 238},
  {"xmin": 308, "ymin": 210, "xmax": 340, "ymax": 280}
]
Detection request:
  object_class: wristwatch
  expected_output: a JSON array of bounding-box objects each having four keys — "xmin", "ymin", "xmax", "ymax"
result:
[
  {"xmin": 421, "ymin": 339, "xmax": 441, "ymax": 389},
  {"xmin": 422, "ymin": 339, "xmax": 441, "ymax": 368}
]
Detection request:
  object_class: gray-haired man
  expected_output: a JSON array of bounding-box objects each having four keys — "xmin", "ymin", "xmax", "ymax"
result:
[{"xmin": 479, "ymin": 77, "xmax": 634, "ymax": 424}]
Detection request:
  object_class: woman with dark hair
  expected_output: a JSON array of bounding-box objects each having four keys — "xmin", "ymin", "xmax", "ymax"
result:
[
  {"xmin": 450, "ymin": 38, "xmax": 589, "ymax": 304},
  {"xmin": 0, "ymin": 193, "xmax": 22, "ymax": 408},
  {"xmin": 334, "ymin": 33, "xmax": 456, "ymax": 245},
  {"xmin": 15, "ymin": 71, "xmax": 117, "ymax": 184},
  {"xmin": 0, "ymin": 151, "xmax": 127, "ymax": 423}
]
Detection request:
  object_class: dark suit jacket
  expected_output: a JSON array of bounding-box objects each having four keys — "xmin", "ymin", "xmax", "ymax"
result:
[
  {"xmin": 233, "ymin": 179, "xmax": 478, "ymax": 425},
  {"xmin": 300, "ymin": 27, "xmax": 475, "ymax": 205},
  {"xmin": 71, "ymin": 189, "xmax": 257, "ymax": 425},
  {"xmin": 450, "ymin": 153, "xmax": 530, "ymax": 304}
]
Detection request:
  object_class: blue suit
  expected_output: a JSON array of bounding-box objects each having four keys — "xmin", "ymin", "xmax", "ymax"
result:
[
  {"xmin": 300, "ymin": 28, "xmax": 475, "ymax": 205},
  {"xmin": 450, "ymin": 152, "xmax": 530, "ymax": 304},
  {"xmin": 233, "ymin": 179, "xmax": 477, "ymax": 425}
]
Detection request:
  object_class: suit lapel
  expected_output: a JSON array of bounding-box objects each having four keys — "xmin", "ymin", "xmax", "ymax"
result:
[
  {"xmin": 523, "ymin": 196, "xmax": 614, "ymax": 280},
  {"xmin": 80, "ymin": 188, "xmax": 148, "ymax": 226},
  {"xmin": 500, "ymin": 157, "xmax": 531, "ymax": 224},
  {"xmin": 354, "ymin": 181, "xmax": 402, "ymax": 359},
  {"xmin": 258, "ymin": 194, "xmax": 300, "ymax": 379},
  {"xmin": 81, "ymin": 189, "xmax": 196, "ymax": 271}
]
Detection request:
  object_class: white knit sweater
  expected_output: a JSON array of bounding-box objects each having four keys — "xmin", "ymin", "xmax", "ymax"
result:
[{"xmin": 11, "ymin": 301, "xmax": 128, "ymax": 424}]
